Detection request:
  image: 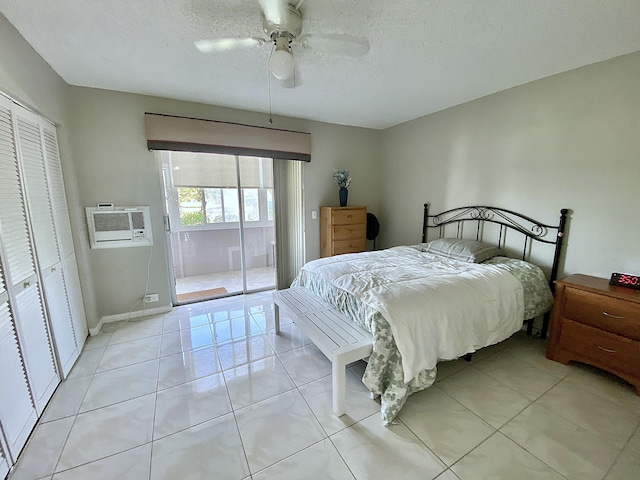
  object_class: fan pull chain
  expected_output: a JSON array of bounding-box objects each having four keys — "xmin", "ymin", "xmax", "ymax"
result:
[
  {"xmin": 268, "ymin": 46, "xmax": 274, "ymax": 125},
  {"xmin": 268, "ymin": 75, "xmax": 273, "ymax": 125}
]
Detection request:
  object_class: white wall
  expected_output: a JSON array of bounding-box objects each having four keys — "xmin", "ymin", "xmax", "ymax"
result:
[
  {"xmin": 0, "ymin": 13, "xmax": 99, "ymax": 328},
  {"xmin": 380, "ymin": 52, "xmax": 640, "ymax": 280},
  {"xmin": 67, "ymin": 87, "xmax": 381, "ymax": 326}
]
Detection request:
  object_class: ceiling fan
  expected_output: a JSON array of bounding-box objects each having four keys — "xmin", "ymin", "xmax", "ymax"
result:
[{"xmin": 194, "ymin": 0, "xmax": 370, "ymax": 83}]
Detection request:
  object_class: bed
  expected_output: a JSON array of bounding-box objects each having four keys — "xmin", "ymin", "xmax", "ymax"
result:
[{"xmin": 291, "ymin": 204, "xmax": 569, "ymax": 424}]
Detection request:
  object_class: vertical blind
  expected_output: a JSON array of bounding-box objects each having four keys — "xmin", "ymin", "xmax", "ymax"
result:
[{"xmin": 274, "ymin": 160, "xmax": 304, "ymax": 289}]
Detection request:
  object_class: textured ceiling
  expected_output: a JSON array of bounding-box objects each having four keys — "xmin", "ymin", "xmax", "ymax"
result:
[{"xmin": 2, "ymin": 0, "xmax": 639, "ymax": 129}]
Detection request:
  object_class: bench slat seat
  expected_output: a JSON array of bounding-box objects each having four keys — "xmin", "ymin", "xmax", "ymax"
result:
[{"xmin": 273, "ymin": 287, "xmax": 373, "ymax": 416}]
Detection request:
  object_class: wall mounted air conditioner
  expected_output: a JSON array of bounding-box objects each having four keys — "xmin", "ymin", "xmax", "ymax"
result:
[{"xmin": 85, "ymin": 206, "xmax": 153, "ymax": 249}]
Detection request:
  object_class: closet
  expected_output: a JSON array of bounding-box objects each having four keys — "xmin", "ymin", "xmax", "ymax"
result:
[{"xmin": 0, "ymin": 94, "xmax": 87, "ymax": 467}]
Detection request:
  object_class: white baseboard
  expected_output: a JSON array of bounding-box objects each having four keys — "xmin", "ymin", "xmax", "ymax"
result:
[{"xmin": 89, "ymin": 304, "xmax": 173, "ymax": 336}]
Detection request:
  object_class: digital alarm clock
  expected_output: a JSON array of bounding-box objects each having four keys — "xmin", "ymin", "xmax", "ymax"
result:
[{"xmin": 609, "ymin": 272, "xmax": 640, "ymax": 290}]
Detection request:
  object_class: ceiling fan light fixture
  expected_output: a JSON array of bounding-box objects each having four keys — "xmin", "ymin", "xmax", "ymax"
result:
[{"xmin": 269, "ymin": 48, "xmax": 295, "ymax": 80}]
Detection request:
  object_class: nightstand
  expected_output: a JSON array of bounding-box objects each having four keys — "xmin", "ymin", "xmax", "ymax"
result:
[{"xmin": 546, "ymin": 274, "xmax": 640, "ymax": 394}]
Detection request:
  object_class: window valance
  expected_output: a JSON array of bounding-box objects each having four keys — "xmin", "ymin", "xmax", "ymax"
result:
[{"xmin": 144, "ymin": 113, "xmax": 311, "ymax": 162}]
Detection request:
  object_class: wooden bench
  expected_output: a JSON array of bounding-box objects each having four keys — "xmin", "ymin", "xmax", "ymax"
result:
[{"xmin": 273, "ymin": 287, "xmax": 373, "ymax": 416}]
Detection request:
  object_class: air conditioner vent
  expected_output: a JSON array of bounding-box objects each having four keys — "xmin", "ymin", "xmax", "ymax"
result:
[{"xmin": 85, "ymin": 206, "xmax": 153, "ymax": 249}]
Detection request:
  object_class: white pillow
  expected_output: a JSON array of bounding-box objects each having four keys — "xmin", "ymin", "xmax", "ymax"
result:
[{"xmin": 423, "ymin": 238, "xmax": 504, "ymax": 263}]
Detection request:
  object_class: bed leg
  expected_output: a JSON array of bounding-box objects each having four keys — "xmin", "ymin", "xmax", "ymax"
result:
[
  {"xmin": 540, "ymin": 312, "xmax": 550, "ymax": 340},
  {"xmin": 464, "ymin": 353, "xmax": 473, "ymax": 362},
  {"xmin": 525, "ymin": 318, "xmax": 534, "ymax": 336}
]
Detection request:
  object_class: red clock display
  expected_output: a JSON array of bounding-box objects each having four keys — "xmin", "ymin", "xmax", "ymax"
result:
[{"xmin": 609, "ymin": 272, "xmax": 640, "ymax": 290}]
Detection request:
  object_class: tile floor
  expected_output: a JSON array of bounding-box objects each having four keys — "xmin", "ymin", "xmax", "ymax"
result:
[{"xmin": 7, "ymin": 291, "xmax": 640, "ymax": 480}]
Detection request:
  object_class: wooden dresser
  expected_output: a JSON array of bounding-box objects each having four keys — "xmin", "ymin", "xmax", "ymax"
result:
[
  {"xmin": 546, "ymin": 274, "xmax": 640, "ymax": 394},
  {"xmin": 320, "ymin": 206, "xmax": 367, "ymax": 257}
]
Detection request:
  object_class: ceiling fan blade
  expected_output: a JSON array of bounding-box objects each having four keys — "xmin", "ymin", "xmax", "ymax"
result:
[
  {"xmin": 259, "ymin": 0, "xmax": 288, "ymax": 27},
  {"xmin": 194, "ymin": 37, "xmax": 266, "ymax": 53},
  {"xmin": 299, "ymin": 34, "xmax": 370, "ymax": 57}
]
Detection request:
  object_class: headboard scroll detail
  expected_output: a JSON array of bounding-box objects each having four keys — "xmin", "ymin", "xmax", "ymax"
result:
[{"xmin": 422, "ymin": 204, "xmax": 570, "ymax": 288}]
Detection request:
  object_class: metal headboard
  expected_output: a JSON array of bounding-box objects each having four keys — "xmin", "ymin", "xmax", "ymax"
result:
[{"xmin": 422, "ymin": 204, "xmax": 569, "ymax": 289}]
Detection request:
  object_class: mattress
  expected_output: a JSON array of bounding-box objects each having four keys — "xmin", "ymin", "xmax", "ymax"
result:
[{"xmin": 291, "ymin": 245, "xmax": 553, "ymax": 424}]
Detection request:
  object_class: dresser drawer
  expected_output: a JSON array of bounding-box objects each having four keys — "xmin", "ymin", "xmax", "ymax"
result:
[
  {"xmin": 331, "ymin": 209, "xmax": 366, "ymax": 226},
  {"xmin": 332, "ymin": 224, "xmax": 365, "ymax": 241},
  {"xmin": 333, "ymin": 239, "xmax": 366, "ymax": 255},
  {"xmin": 560, "ymin": 319, "xmax": 640, "ymax": 375},
  {"xmin": 562, "ymin": 288, "xmax": 640, "ymax": 340}
]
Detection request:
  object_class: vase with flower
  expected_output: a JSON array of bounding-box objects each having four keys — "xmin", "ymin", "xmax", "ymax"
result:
[{"xmin": 332, "ymin": 169, "xmax": 352, "ymax": 207}]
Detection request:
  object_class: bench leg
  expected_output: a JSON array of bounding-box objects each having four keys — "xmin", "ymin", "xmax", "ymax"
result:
[
  {"xmin": 332, "ymin": 360, "xmax": 346, "ymax": 416},
  {"xmin": 274, "ymin": 302, "xmax": 281, "ymax": 335}
]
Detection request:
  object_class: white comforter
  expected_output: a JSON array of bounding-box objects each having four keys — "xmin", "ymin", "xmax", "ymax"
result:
[{"xmin": 301, "ymin": 246, "xmax": 524, "ymax": 382}]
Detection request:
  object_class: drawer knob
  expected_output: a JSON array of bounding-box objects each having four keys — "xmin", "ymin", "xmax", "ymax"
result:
[
  {"xmin": 596, "ymin": 345, "xmax": 617, "ymax": 354},
  {"xmin": 602, "ymin": 312, "xmax": 625, "ymax": 319}
]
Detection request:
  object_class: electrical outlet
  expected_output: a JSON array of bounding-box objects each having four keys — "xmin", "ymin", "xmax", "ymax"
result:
[{"xmin": 143, "ymin": 293, "xmax": 159, "ymax": 303}]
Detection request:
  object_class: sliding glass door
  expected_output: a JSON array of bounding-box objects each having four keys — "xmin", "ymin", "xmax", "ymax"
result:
[{"xmin": 159, "ymin": 151, "xmax": 276, "ymax": 303}]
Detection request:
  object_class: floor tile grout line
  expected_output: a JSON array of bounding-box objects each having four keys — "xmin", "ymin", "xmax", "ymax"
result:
[
  {"xmin": 473, "ymin": 344, "xmax": 571, "ymax": 380},
  {"xmin": 507, "ymin": 395, "xmax": 629, "ymax": 451},
  {"xmin": 216, "ymin": 335, "xmax": 256, "ymax": 478},
  {"xmin": 327, "ymin": 438, "xmax": 359, "ymax": 480},
  {"xmin": 148, "ymin": 355, "xmax": 161, "ymax": 479},
  {"xmin": 294, "ymin": 372, "xmax": 332, "ymax": 439},
  {"xmin": 449, "ymin": 362, "xmax": 557, "ymax": 408},
  {"xmin": 223, "ymin": 328, "xmax": 334, "ymax": 475},
  {"xmin": 602, "ymin": 422, "xmax": 640, "ymax": 479},
  {"xmin": 533, "ymin": 376, "xmax": 639, "ymax": 442},
  {"xmin": 497, "ymin": 394, "xmax": 627, "ymax": 478},
  {"xmin": 445, "ymin": 430, "xmax": 503, "ymax": 477},
  {"xmin": 50, "ymin": 342, "xmax": 106, "ymax": 476},
  {"xmin": 391, "ymin": 412, "xmax": 450, "ymax": 476},
  {"xmin": 470, "ymin": 358, "xmax": 568, "ymax": 404},
  {"xmin": 249, "ymin": 437, "xmax": 333, "ymax": 478},
  {"xmin": 50, "ymin": 441, "xmax": 154, "ymax": 477},
  {"xmin": 446, "ymin": 426, "xmax": 572, "ymax": 480}
]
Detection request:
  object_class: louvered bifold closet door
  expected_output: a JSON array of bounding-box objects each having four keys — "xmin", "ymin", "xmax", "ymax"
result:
[
  {"xmin": 42, "ymin": 122, "xmax": 88, "ymax": 349},
  {"xmin": 0, "ymin": 262, "xmax": 36, "ymax": 462},
  {"xmin": 13, "ymin": 105, "xmax": 79, "ymax": 378},
  {"xmin": 42, "ymin": 124, "xmax": 74, "ymax": 260},
  {"xmin": 0, "ymin": 96, "xmax": 39, "ymax": 461},
  {"xmin": 63, "ymin": 252, "xmax": 88, "ymax": 348},
  {"xmin": 0, "ymin": 99, "xmax": 58, "ymax": 414}
]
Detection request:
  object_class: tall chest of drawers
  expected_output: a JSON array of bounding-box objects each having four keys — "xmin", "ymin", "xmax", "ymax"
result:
[
  {"xmin": 320, "ymin": 206, "xmax": 367, "ymax": 257},
  {"xmin": 546, "ymin": 274, "xmax": 640, "ymax": 394}
]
